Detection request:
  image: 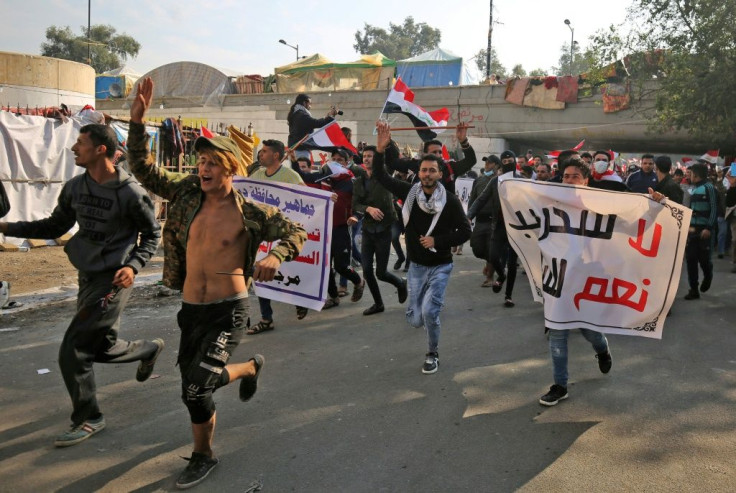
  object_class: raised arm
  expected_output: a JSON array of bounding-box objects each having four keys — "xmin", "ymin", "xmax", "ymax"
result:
[
  {"xmin": 447, "ymin": 122, "xmax": 476, "ymax": 176},
  {"xmin": 373, "ymin": 122, "xmax": 412, "ymax": 201}
]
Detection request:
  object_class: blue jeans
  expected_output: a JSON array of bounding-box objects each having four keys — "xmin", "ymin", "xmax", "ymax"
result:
[
  {"xmin": 548, "ymin": 328, "xmax": 609, "ymax": 388},
  {"xmin": 406, "ymin": 262, "xmax": 453, "ymax": 354}
]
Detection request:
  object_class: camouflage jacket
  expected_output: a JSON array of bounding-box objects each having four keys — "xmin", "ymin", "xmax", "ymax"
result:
[{"xmin": 127, "ymin": 122, "xmax": 307, "ymax": 290}]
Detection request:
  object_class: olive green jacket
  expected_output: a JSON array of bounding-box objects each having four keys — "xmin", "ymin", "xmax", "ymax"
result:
[{"xmin": 127, "ymin": 122, "xmax": 306, "ymax": 290}]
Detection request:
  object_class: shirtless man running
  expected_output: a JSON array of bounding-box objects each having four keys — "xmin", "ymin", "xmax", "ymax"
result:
[{"xmin": 127, "ymin": 77, "xmax": 306, "ymax": 489}]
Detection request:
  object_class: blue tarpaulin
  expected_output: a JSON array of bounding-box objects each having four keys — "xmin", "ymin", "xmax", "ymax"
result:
[{"xmin": 396, "ymin": 48, "xmax": 462, "ymax": 88}]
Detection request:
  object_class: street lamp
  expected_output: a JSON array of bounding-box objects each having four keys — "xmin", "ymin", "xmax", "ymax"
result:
[
  {"xmin": 564, "ymin": 19, "xmax": 574, "ymax": 76},
  {"xmin": 279, "ymin": 39, "xmax": 299, "ymax": 61}
]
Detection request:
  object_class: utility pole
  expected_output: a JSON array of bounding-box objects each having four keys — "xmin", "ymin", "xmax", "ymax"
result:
[
  {"xmin": 87, "ymin": 0, "xmax": 91, "ymax": 65},
  {"xmin": 486, "ymin": 0, "xmax": 493, "ymax": 80}
]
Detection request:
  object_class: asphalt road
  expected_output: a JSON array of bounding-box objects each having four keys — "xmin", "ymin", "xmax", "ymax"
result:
[{"xmin": 1, "ymin": 253, "xmax": 735, "ymax": 492}]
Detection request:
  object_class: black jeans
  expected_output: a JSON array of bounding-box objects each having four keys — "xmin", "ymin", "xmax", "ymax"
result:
[
  {"xmin": 391, "ymin": 220, "xmax": 406, "ymax": 263},
  {"xmin": 490, "ymin": 235, "xmax": 518, "ymax": 298},
  {"xmin": 58, "ymin": 270, "xmax": 158, "ymax": 425},
  {"xmin": 361, "ymin": 227, "xmax": 403, "ymax": 305},
  {"xmin": 328, "ymin": 225, "xmax": 361, "ymax": 298},
  {"xmin": 685, "ymin": 228, "xmax": 713, "ymax": 290}
]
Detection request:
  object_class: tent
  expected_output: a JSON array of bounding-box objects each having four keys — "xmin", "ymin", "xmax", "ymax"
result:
[
  {"xmin": 95, "ymin": 65, "xmax": 141, "ymax": 99},
  {"xmin": 274, "ymin": 52, "xmax": 396, "ymax": 93},
  {"xmin": 397, "ymin": 48, "xmax": 462, "ymax": 87}
]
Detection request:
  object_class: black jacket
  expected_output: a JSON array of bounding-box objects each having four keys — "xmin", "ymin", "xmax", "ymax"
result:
[
  {"xmin": 655, "ymin": 174, "xmax": 684, "ymax": 204},
  {"xmin": 287, "ymin": 107, "xmax": 334, "ymax": 147}
]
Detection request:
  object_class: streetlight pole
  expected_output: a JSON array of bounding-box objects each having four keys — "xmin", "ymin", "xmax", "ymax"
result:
[
  {"xmin": 87, "ymin": 0, "xmax": 91, "ymax": 65},
  {"xmin": 279, "ymin": 39, "xmax": 299, "ymax": 61},
  {"xmin": 564, "ymin": 19, "xmax": 574, "ymax": 76}
]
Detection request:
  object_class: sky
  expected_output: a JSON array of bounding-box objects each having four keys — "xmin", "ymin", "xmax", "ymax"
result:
[{"xmin": 1, "ymin": 0, "xmax": 634, "ymax": 80}]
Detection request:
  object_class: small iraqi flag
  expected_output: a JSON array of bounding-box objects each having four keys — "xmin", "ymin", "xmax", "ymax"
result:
[
  {"xmin": 699, "ymin": 149, "xmax": 719, "ymax": 164},
  {"xmin": 383, "ymin": 77, "xmax": 450, "ymax": 142},
  {"xmin": 301, "ymin": 121, "xmax": 358, "ymax": 154}
]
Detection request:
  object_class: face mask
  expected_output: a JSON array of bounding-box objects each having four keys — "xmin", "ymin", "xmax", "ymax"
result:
[
  {"xmin": 594, "ymin": 160, "xmax": 609, "ymax": 174},
  {"xmin": 484, "ymin": 170, "xmax": 494, "ymax": 176}
]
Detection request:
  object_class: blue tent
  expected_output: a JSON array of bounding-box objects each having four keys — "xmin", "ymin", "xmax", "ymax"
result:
[{"xmin": 396, "ymin": 48, "xmax": 462, "ymax": 87}]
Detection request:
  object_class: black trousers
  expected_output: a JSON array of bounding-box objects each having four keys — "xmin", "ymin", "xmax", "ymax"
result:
[
  {"xmin": 490, "ymin": 235, "xmax": 518, "ymax": 298},
  {"xmin": 361, "ymin": 227, "xmax": 403, "ymax": 305},
  {"xmin": 58, "ymin": 270, "xmax": 158, "ymax": 426},
  {"xmin": 685, "ymin": 228, "xmax": 713, "ymax": 290},
  {"xmin": 328, "ymin": 224, "xmax": 361, "ymax": 298}
]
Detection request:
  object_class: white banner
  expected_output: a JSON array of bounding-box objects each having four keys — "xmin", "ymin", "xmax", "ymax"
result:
[
  {"xmin": 499, "ymin": 177, "xmax": 691, "ymax": 339},
  {"xmin": 233, "ymin": 177, "xmax": 333, "ymax": 311},
  {"xmin": 455, "ymin": 177, "xmax": 474, "ymax": 214}
]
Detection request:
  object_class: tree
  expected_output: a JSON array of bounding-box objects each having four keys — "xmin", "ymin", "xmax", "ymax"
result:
[
  {"xmin": 553, "ymin": 42, "xmax": 590, "ymax": 76},
  {"xmin": 589, "ymin": 0, "xmax": 736, "ymax": 140},
  {"xmin": 41, "ymin": 24, "xmax": 141, "ymax": 74},
  {"xmin": 353, "ymin": 17, "xmax": 441, "ymax": 60},
  {"xmin": 529, "ymin": 68, "xmax": 548, "ymax": 77},
  {"xmin": 472, "ymin": 48, "xmax": 507, "ymax": 80},
  {"xmin": 510, "ymin": 64, "xmax": 527, "ymax": 78}
]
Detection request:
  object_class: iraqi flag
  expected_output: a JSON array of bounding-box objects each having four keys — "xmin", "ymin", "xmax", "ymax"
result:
[
  {"xmin": 700, "ymin": 149, "xmax": 719, "ymax": 164},
  {"xmin": 545, "ymin": 139, "xmax": 585, "ymax": 159},
  {"xmin": 300, "ymin": 121, "xmax": 358, "ymax": 155},
  {"xmin": 383, "ymin": 77, "xmax": 450, "ymax": 142}
]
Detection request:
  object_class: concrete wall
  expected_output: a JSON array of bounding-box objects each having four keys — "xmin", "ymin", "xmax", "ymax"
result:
[
  {"xmin": 98, "ymin": 81, "xmax": 711, "ymax": 155},
  {"xmin": 0, "ymin": 52, "xmax": 95, "ymax": 108}
]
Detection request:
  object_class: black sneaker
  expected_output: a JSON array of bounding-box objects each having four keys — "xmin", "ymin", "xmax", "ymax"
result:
[
  {"xmin": 539, "ymin": 384, "xmax": 568, "ymax": 406},
  {"xmin": 136, "ymin": 338, "xmax": 165, "ymax": 382},
  {"xmin": 363, "ymin": 304, "xmax": 385, "ymax": 316},
  {"xmin": 700, "ymin": 273, "xmax": 713, "ymax": 292},
  {"xmin": 596, "ymin": 350, "xmax": 612, "ymax": 374},
  {"xmin": 397, "ymin": 279, "xmax": 408, "ymax": 304},
  {"xmin": 239, "ymin": 354, "xmax": 265, "ymax": 402},
  {"xmin": 422, "ymin": 352, "xmax": 439, "ymax": 374},
  {"xmin": 684, "ymin": 289, "xmax": 700, "ymax": 300},
  {"xmin": 176, "ymin": 452, "xmax": 219, "ymax": 490}
]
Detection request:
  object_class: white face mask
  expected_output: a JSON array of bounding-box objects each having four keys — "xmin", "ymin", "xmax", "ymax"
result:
[{"xmin": 594, "ymin": 160, "xmax": 609, "ymax": 174}]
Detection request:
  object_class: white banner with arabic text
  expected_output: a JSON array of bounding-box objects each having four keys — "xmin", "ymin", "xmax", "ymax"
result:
[
  {"xmin": 233, "ymin": 177, "xmax": 333, "ymax": 311},
  {"xmin": 499, "ymin": 176, "xmax": 691, "ymax": 339}
]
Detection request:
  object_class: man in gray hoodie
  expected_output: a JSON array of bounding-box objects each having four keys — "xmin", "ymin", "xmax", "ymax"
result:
[{"xmin": 0, "ymin": 124, "xmax": 163, "ymax": 448}]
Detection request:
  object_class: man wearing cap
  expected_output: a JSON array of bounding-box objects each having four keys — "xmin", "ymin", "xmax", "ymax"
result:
[
  {"xmin": 128, "ymin": 78, "xmax": 306, "ymax": 489},
  {"xmin": 626, "ymin": 154, "xmax": 659, "ymax": 193},
  {"xmin": 466, "ymin": 150, "xmax": 522, "ymax": 307}
]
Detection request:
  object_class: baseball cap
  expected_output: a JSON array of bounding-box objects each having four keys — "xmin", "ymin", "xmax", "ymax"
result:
[
  {"xmin": 500, "ymin": 150, "xmax": 516, "ymax": 160},
  {"xmin": 194, "ymin": 135, "xmax": 243, "ymax": 163}
]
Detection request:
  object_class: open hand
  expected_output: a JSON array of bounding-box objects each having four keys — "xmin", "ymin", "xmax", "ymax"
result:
[{"xmin": 130, "ymin": 77, "xmax": 153, "ymax": 124}]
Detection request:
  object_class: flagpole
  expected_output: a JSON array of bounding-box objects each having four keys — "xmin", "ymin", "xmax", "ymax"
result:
[
  {"xmin": 374, "ymin": 77, "xmax": 396, "ymax": 135},
  {"xmin": 282, "ymin": 133, "xmax": 312, "ymax": 163},
  {"xmin": 388, "ymin": 125, "xmax": 475, "ymax": 131}
]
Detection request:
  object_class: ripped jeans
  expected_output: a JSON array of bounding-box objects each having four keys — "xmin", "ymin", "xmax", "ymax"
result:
[
  {"xmin": 405, "ymin": 262, "xmax": 453, "ymax": 354},
  {"xmin": 548, "ymin": 328, "xmax": 608, "ymax": 388}
]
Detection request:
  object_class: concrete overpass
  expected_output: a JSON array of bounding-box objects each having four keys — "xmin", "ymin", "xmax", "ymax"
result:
[{"xmin": 97, "ymin": 81, "xmax": 725, "ymax": 157}]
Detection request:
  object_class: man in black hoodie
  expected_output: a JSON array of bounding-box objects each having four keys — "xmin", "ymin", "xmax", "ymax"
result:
[{"xmin": 0, "ymin": 124, "xmax": 163, "ymax": 448}]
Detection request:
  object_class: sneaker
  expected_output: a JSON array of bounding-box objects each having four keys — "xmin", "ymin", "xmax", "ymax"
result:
[
  {"xmin": 504, "ymin": 297, "xmax": 515, "ymax": 308},
  {"xmin": 397, "ymin": 279, "xmax": 408, "ymax": 304},
  {"xmin": 176, "ymin": 452, "xmax": 219, "ymax": 490},
  {"xmin": 351, "ymin": 279, "xmax": 365, "ymax": 302},
  {"xmin": 363, "ymin": 303, "xmax": 385, "ymax": 316},
  {"xmin": 422, "ymin": 352, "xmax": 439, "ymax": 374},
  {"xmin": 239, "ymin": 354, "xmax": 264, "ymax": 402},
  {"xmin": 136, "ymin": 338, "xmax": 165, "ymax": 382},
  {"xmin": 684, "ymin": 289, "xmax": 700, "ymax": 300},
  {"xmin": 700, "ymin": 273, "xmax": 713, "ymax": 292},
  {"xmin": 596, "ymin": 350, "xmax": 612, "ymax": 374},
  {"xmin": 539, "ymin": 385, "xmax": 568, "ymax": 406},
  {"xmin": 54, "ymin": 415, "xmax": 106, "ymax": 447},
  {"xmin": 323, "ymin": 297, "xmax": 340, "ymax": 309}
]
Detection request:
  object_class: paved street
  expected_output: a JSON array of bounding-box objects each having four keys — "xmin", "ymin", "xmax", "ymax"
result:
[{"xmin": 1, "ymin": 253, "xmax": 735, "ymax": 492}]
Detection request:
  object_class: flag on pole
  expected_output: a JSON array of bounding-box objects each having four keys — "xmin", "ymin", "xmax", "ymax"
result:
[
  {"xmin": 700, "ymin": 150, "xmax": 719, "ymax": 164},
  {"xmin": 546, "ymin": 140, "xmax": 586, "ymax": 160},
  {"xmin": 200, "ymin": 126, "xmax": 214, "ymax": 138},
  {"xmin": 383, "ymin": 77, "xmax": 450, "ymax": 142},
  {"xmin": 300, "ymin": 121, "xmax": 358, "ymax": 154}
]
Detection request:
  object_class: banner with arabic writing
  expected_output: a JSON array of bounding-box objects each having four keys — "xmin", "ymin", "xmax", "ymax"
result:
[
  {"xmin": 498, "ymin": 176, "xmax": 691, "ymax": 339},
  {"xmin": 233, "ymin": 177, "xmax": 333, "ymax": 311}
]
